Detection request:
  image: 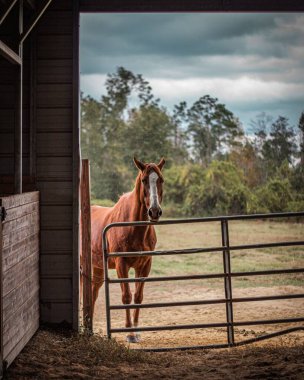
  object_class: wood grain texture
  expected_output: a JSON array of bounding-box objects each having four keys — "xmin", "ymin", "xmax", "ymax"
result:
[
  {"xmin": 0, "ymin": 191, "xmax": 39, "ymax": 366},
  {"xmin": 0, "ymin": 220, "xmax": 3, "ymax": 374},
  {"xmin": 3, "ymin": 316, "xmax": 39, "ymax": 367},
  {"xmin": 81, "ymin": 160, "xmax": 93, "ymax": 331},
  {"xmin": 0, "ymin": 191, "xmax": 39, "ymax": 210},
  {"xmin": 3, "ymin": 295, "xmax": 39, "ymax": 357},
  {"xmin": 40, "ymin": 302, "xmax": 72, "ymax": 324}
]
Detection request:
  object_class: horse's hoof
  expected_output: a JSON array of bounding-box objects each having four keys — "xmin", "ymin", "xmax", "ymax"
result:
[{"xmin": 126, "ymin": 334, "xmax": 140, "ymax": 343}]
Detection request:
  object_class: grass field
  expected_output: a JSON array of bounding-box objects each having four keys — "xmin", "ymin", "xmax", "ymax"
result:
[{"xmin": 134, "ymin": 220, "xmax": 304, "ymax": 288}]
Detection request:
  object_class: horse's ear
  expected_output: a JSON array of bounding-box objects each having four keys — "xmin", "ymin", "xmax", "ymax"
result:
[
  {"xmin": 133, "ymin": 157, "xmax": 146, "ymax": 172},
  {"xmin": 157, "ymin": 158, "xmax": 165, "ymax": 171}
]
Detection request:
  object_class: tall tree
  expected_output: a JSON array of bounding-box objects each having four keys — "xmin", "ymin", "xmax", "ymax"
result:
[
  {"xmin": 187, "ymin": 95, "xmax": 243, "ymax": 165},
  {"xmin": 250, "ymin": 112, "xmax": 273, "ymax": 155},
  {"xmin": 262, "ymin": 116, "xmax": 297, "ymax": 168},
  {"xmin": 122, "ymin": 104, "xmax": 174, "ymax": 163},
  {"xmin": 171, "ymin": 101, "xmax": 189, "ymax": 164},
  {"xmin": 298, "ymin": 112, "xmax": 304, "ymax": 166}
]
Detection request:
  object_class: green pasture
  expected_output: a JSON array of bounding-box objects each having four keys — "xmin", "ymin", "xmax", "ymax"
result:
[{"xmin": 149, "ymin": 220, "xmax": 304, "ymax": 288}]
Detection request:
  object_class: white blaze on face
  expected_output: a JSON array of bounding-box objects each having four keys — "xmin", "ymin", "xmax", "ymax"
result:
[{"xmin": 149, "ymin": 171, "xmax": 160, "ymax": 209}]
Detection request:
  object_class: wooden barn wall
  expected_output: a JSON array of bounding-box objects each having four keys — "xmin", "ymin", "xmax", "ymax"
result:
[
  {"xmin": 35, "ymin": 0, "xmax": 79, "ymax": 327},
  {"xmin": 0, "ymin": 191, "xmax": 39, "ymax": 367},
  {"xmin": 0, "ymin": 6, "xmax": 33, "ymax": 195}
]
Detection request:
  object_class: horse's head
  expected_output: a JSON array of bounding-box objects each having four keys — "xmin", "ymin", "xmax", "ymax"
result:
[{"xmin": 133, "ymin": 157, "xmax": 165, "ymax": 222}]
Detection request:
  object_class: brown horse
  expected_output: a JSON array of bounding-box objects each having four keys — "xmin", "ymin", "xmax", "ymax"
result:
[{"xmin": 90, "ymin": 157, "xmax": 165, "ymax": 342}]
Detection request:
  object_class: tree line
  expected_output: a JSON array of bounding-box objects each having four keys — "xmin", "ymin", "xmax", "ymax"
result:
[{"xmin": 81, "ymin": 67, "xmax": 304, "ymax": 216}]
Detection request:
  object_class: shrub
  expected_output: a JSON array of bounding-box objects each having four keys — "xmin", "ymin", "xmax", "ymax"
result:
[{"xmin": 254, "ymin": 178, "xmax": 293, "ymax": 213}]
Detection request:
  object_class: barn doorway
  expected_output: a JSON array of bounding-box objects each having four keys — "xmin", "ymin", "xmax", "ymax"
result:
[{"xmin": 78, "ymin": 8, "xmax": 304, "ymax": 349}]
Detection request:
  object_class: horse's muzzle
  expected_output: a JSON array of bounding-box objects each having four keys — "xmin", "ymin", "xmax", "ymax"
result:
[{"xmin": 148, "ymin": 207, "xmax": 162, "ymax": 222}]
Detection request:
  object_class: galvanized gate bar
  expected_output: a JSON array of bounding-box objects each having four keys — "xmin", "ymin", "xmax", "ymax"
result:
[
  {"xmin": 108, "ymin": 267, "xmax": 304, "ymax": 283},
  {"xmin": 102, "ymin": 235, "xmax": 112, "ymax": 339},
  {"xmin": 102, "ymin": 211, "xmax": 304, "ymax": 231},
  {"xmin": 109, "ymin": 293, "xmax": 304, "ymax": 310},
  {"xmin": 141, "ymin": 327, "xmax": 304, "ymax": 352},
  {"xmin": 102, "ymin": 211, "xmax": 304, "ymax": 349},
  {"xmin": 108, "ymin": 240, "xmax": 304, "ymax": 257},
  {"xmin": 221, "ymin": 220, "xmax": 234, "ymax": 345},
  {"xmin": 111, "ymin": 317, "xmax": 304, "ymax": 334}
]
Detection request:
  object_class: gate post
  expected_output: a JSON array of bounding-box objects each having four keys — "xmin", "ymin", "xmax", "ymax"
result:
[
  {"xmin": 81, "ymin": 159, "xmax": 93, "ymax": 332},
  {"xmin": 221, "ymin": 219, "xmax": 235, "ymax": 346}
]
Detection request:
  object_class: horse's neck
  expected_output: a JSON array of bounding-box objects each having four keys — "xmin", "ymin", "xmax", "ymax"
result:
[
  {"xmin": 129, "ymin": 175, "xmax": 148, "ymax": 222},
  {"xmin": 112, "ymin": 176, "xmax": 149, "ymax": 240}
]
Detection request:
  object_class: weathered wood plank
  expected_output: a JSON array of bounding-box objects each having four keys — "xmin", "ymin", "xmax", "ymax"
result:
[
  {"xmin": 3, "ymin": 251, "xmax": 39, "ymax": 297},
  {"xmin": 0, "ymin": 178, "xmax": 36, "ymax": 196},
  {"xmin": 37, "ymin": 84, "xmax": 73, "ymax": 108},
  {"xmin": 37, "ymin": 181, "xmax": 72, "ymax": 205},
  {"xmin": 3, "ymin": 269, "xmax": 39, "ymax": 321},
  {"xmin": 40, "ymin": 302, "xmax": 72, "ymax": 324},
  {"xmin": 0, "ymin": 219, "xmax": 3, "ymax": 372},
  {"xmin": 0, "ymin": 132, "xmax": 14, "ymax": 154},
  {"xmin": 36, "ymin": 108, "xmax": 72, "ymax": 132},
  {"xmin": 40, "ymin": 230, "xmax": 72, "ymax": 252},
  {"xmin": 2, "ymin": 233, "xmax": 39, "ymax": 272},
  {"xmin": 40, "ymin": 205, "xmax": 72, "ymax": 230},
  {"xmin": 0, "ymin": 191, "xmax": 39, "ymax": 210},
  {"xmin": 2, "ymin": 201, "xmax": 39, "ymax": 223},
  {"xmin": 40, "ymin": 278, "xmax": 72, "ymax": 300},
  {"xmin": 37, "ymin": 35, "xmax": 73, "ymax": 59},
  {"xmin": 3, "ymin": 210, "xmax": 39, "ymax": 237},
  {"xmin": 0, "ymin": 157, "xmax": 14, "ymax": 175},
  {"xmin": 3, "ymin": 316, "xmax": 39, "ymax": 367},
  {"xmin": 0, "ymin": 109, "xmax": 15, "ymax": 130},
  {"xmin": 2, "ymin": 219, "xmax": 39, "ymax": 250},
  {"xmin": 37, "ymin": 133, "xmax": 72, "ymax": 156},
  {"xmin": 3, "ymin": 294, "xmax": 39, "ymax": 356},
  {"xmin": 36, "ymin": 11, "xmax": 73, "ymax": 35},
  {"xmin": 37, "ymin": 59, "xmax": 73, "ymax": 84},
  {"xmin": 49, "ymin": 0, "xmax": 72, "ymax": 11},
  {"xmin": 37, "ymin": 156, "xmax": 72, "ymax": 180},
  {"xmin": 40, "ymin": 254, "xmax": 72, "ymax": 277},
  {"xmin": 81, "ymin": 159, "xmax": 93, "ymax": 330}
]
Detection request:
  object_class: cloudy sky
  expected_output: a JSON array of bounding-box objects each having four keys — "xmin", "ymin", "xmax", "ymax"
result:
[{"xmin": 80, "ymin": 13, "xmax": 304, "ymax": 130}]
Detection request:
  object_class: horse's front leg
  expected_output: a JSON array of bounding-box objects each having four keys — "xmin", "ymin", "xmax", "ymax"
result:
[
  {"xmin": 133, "ymin": 258, "xmax": 152, "ymax": 342},
  {"xmin": 116, "ymin": 259, "xmax": 135, "ymax": 343}
]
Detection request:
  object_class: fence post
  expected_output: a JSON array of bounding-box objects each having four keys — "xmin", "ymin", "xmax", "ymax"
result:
[
  {"xmin": 221, "ymin": 219, "xmax": 235, "ymax": 346},
  {"xmin": 81, "ymin": 159, "xmax": 93, "ymax": 332},
  {"xmin": 0, "ymin": 215, "xmax": 3, "ymax": 376},
  {"xmin": 102, "ymin": 230, "xmax": 112, "ymax": 339}
]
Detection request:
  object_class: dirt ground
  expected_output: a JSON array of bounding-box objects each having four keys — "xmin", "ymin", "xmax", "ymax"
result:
[{"xmin": 7, "ymin": 282, "xmax": 304, "ymax": 379}]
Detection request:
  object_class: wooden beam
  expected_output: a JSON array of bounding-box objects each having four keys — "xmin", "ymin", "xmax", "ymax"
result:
[
  {"xmin": 72, "ymin": 0, "xmax": 80, "ymax": 332},
  {"xmin": 19, "ymin": 0, "xmax": 53, "ymax": 45},
  {"xmin": 0, "ymin": 0, "xmax": 18, "ymax": 25},
  {"xmin": 0, "ymin": 210, "xmax": 4, "ymax": 378},
  {"xmin": 29, "ymin": 33, "xmax": 37, "ymax": 179},
  {"xmin": 14, "ymin": 0, "xmax": 23, "ymax": 194},
  {"xmin": 25, "ymin": 0, "xmax": 36, "ymax": 9},
  {"xmin": 0, "ymin": 40, "xmax": 21, "ymax": 65},
  {"xmin": 80, "ymin": 160, "xmax": 93, "ymax": 332},
  {"xmin": 80, "ymin": 0, "xmax": 304, "ymax": 12}
]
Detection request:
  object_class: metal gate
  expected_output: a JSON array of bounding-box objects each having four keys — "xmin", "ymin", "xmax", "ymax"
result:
[{"xmin": 102, "ymin": 212, "xmax": 304, "ymax": 351}]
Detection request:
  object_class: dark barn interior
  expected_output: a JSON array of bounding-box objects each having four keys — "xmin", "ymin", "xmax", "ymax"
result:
[{"xmin": 0, "ymin": 0, "xmax": 303, "ymax": 374}]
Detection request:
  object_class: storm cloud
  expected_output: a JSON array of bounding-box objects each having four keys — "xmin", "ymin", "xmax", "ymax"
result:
[{"xmin": 80, "ymin": 13, "xmax": 304, "ymax": 128}]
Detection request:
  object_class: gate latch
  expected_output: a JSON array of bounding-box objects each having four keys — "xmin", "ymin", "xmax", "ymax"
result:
[{"xmin": 1, "ymin": 206, "xmax": 7, "ymax": 222}]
